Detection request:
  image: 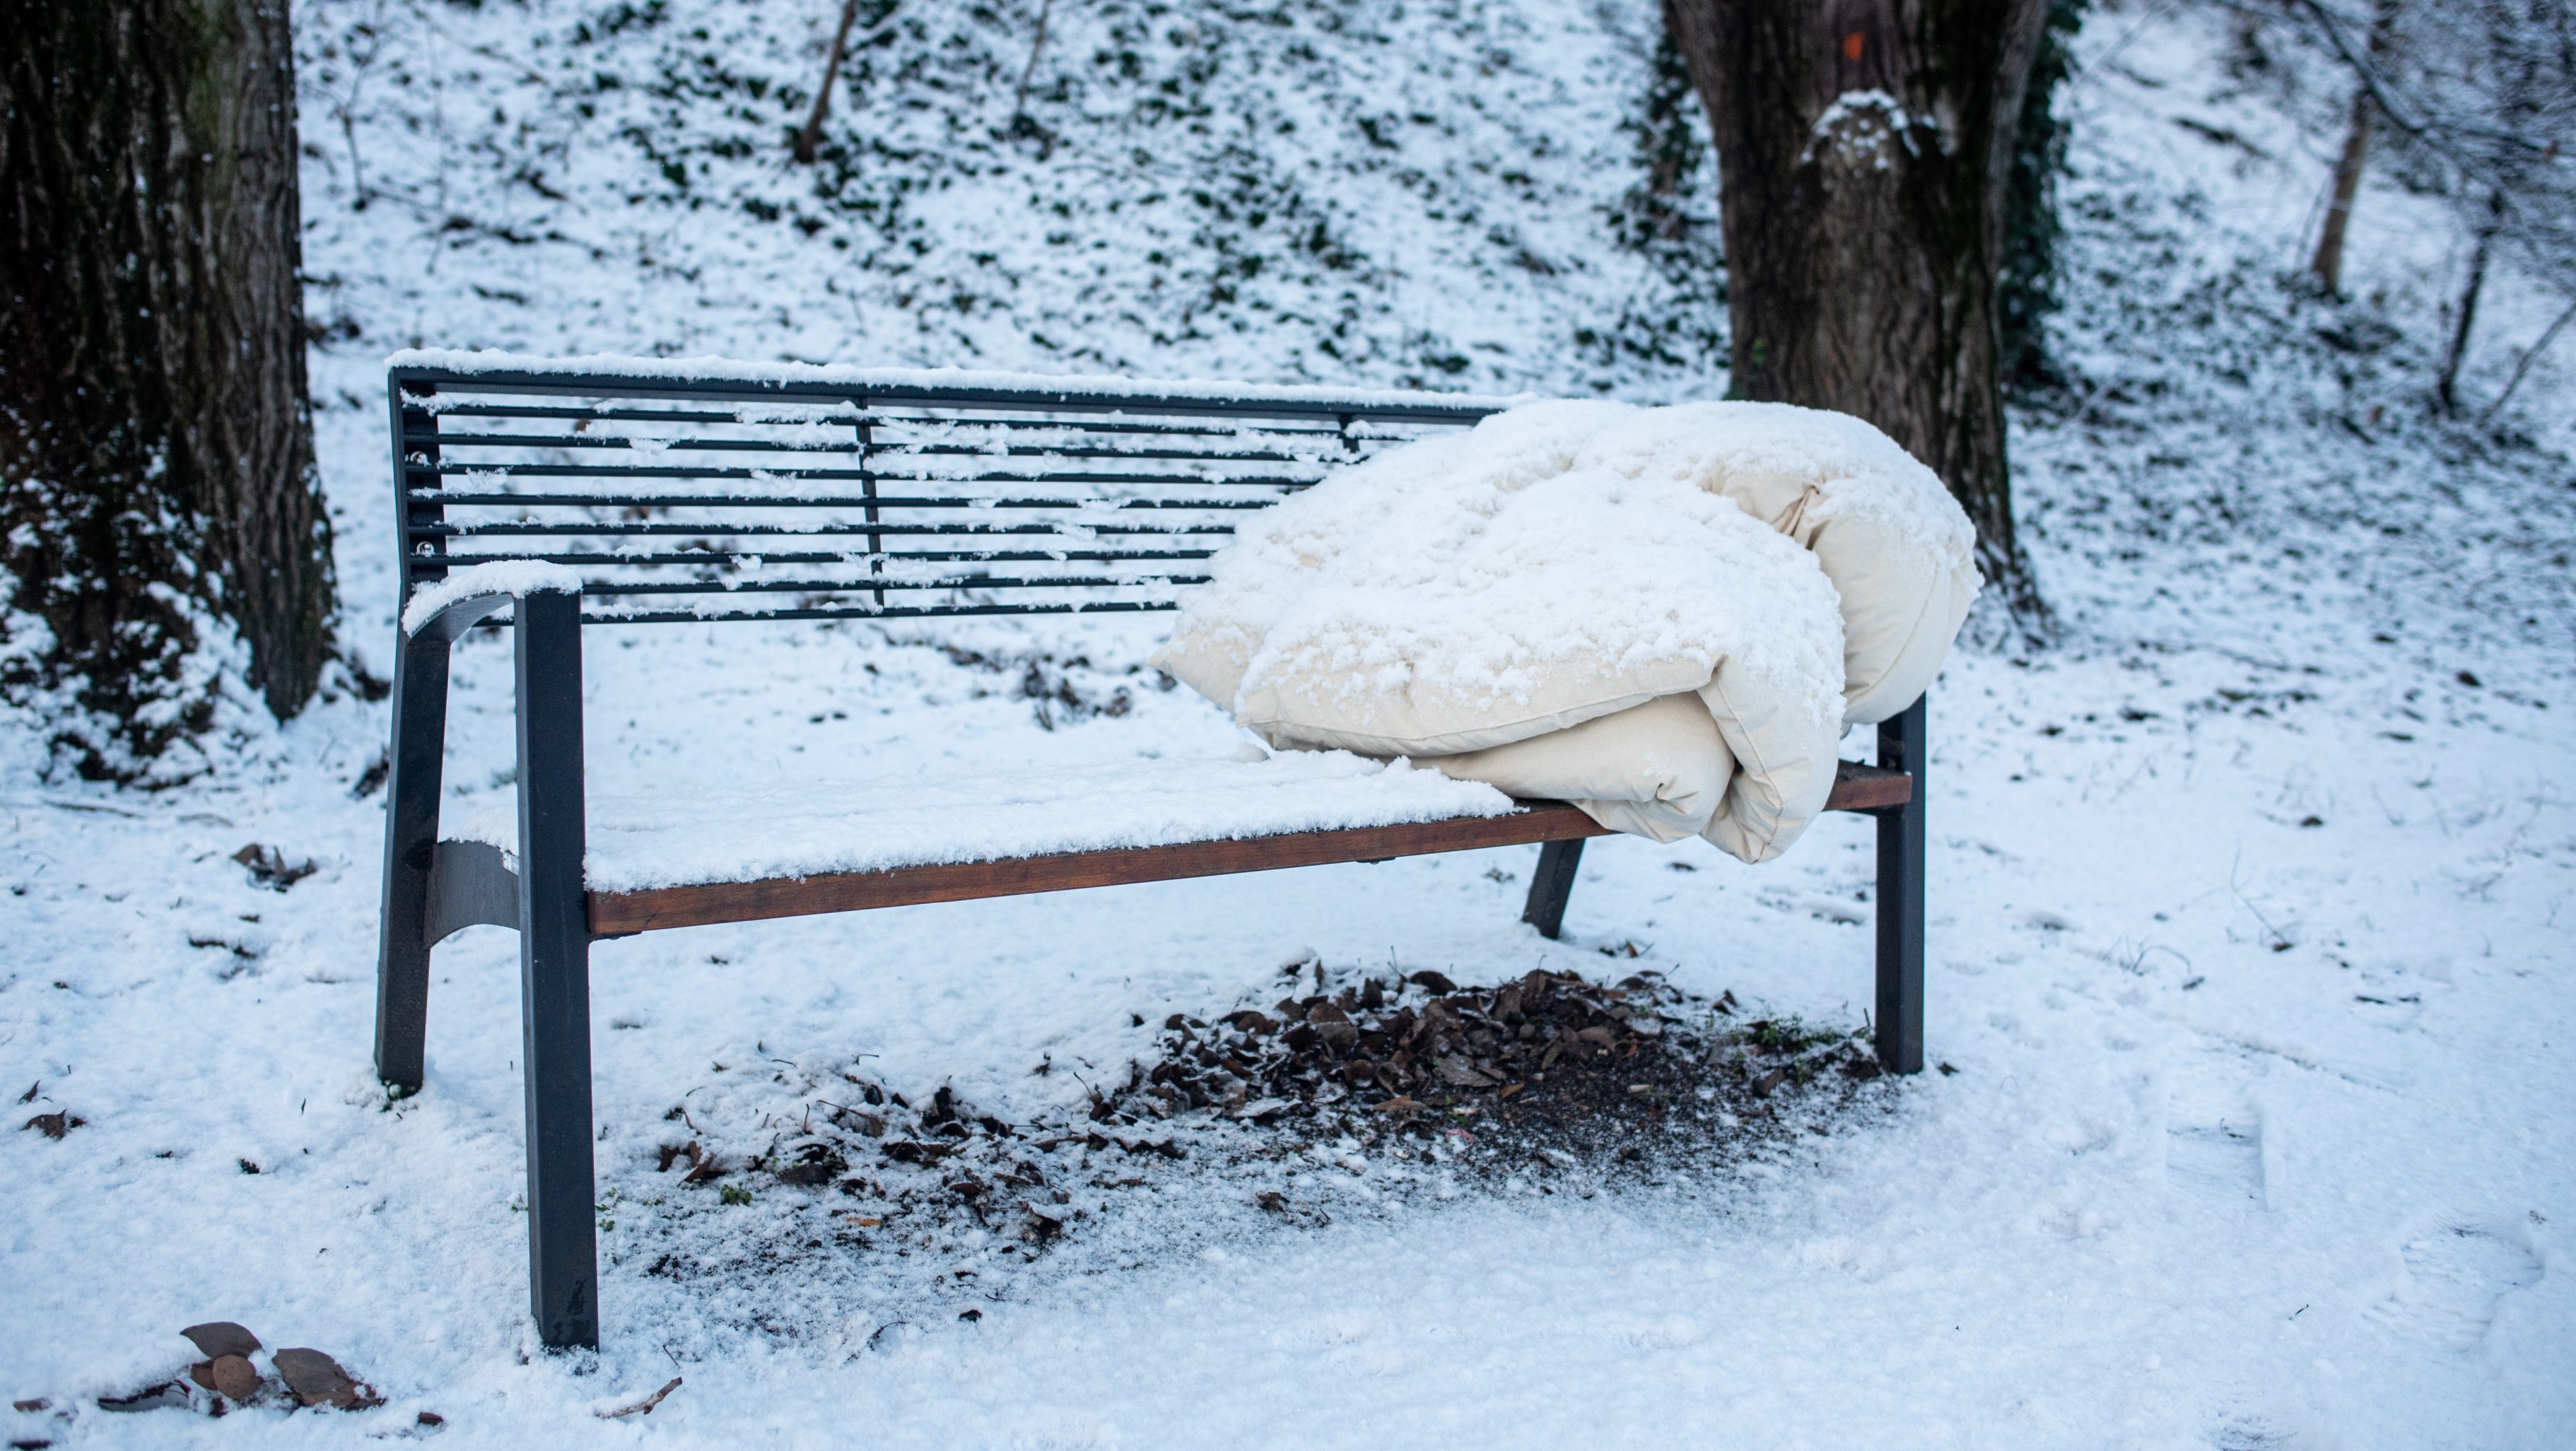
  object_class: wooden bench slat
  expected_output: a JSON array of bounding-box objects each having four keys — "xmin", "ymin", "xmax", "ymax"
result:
[{"xmin": 585, "ymin": 761, "xmax": 1911, "ymax": 937}]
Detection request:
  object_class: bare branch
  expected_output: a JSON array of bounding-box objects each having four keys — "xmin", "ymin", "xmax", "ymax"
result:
[
  {"xmin": 2481, "ymin": 294, "xmax": 2576, "ymax": 425},
  {"xmin": 794, "ymin": 0, "xmax": 867, "ymax": 165}
]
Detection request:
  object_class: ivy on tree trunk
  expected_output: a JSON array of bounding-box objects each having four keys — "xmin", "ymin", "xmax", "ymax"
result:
[
  {"xmin": 1999, "ymin": 0, "xmax": 2090, "ymax": 396},
  {"xmin": 1665, "ymin": 0, "xmax": 2051, "ymax": 620},
  {"xmin": 1, "ymin": 0, "xmax": 334, "ymax": 777}
]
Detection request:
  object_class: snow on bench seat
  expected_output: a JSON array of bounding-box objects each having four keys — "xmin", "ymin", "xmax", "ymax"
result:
[{"xmin": 451, "ymin": 748, "xmax": 1514, "ymax": 894}]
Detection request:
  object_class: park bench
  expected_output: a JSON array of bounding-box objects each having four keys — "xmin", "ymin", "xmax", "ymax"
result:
[{"xmin": 373, "ymin": 356, "xmax": 1930, "ymax": 1349}]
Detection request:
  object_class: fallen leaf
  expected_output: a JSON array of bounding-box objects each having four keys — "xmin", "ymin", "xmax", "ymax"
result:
[
  {"xmin": 1750, "ymin": 1069, "xmax": 1786, "ymax": 1098},
  {"xmin": 827, "ymin": 1105, "xmax": 886, "ymax": 1136},
  {"xmin": 97, "ymin": 1381, "xmax": 189, "ymax": 1414},
  {"xmin": 180, "ymin": 1322, "xmax": 262, "ymax": 1360},
  {"xmin": 1434, "ymin": 1055, "xmax": 1497, "ymax": 1088},
  {"xmin": 14, "ymin": 1081, "xmax": 35, "ymax": 1104},
  {"xmin": 1022, "ymin": 1204, "xmax": 1065, "ymax": 1242},
  {"xmin": 231, "ymin": 843, "xmax": 320, "ymax": 891},
  {"xmin": 1406, "ymin": 970, "xmax": 1456, "ymax": 994},
  {"xmin": 22, "ymin": 1111, "xmax": 81, "ymax": 1139},
  {"xmin": 1368, "ymin": 1096, "xmax": 1424, "ymax": 1116},
  {"xmin": 204, "ymin": 1355, "xmax": 260, "ymax": 1402},
  {"xmin": 271, "ymin": 1348, "xmax": 380, "ymax": 1410},
  {"xmin": 774, "ymin": 1144, "xmax": 847, "ymax": 1186}
]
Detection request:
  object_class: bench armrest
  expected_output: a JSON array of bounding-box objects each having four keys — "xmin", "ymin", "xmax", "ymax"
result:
[{"xmin": 402, "ymin": 560, "xmax": 585, "ymax": 644}]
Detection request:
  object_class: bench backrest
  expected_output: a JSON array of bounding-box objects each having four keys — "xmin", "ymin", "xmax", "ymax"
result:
[{"xmin": 388, "ymin": 356, "xmax": 1513, "ymax": 627}]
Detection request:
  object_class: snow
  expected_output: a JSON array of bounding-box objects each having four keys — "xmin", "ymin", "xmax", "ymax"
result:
[
  {"xmin": 399, "ymin": 561, "xmax": 585, "ymax": 637},
  {"xmin": 1804, "ymin": 88, "xmax": 1932, "ymax": 165},
  {"xmin": 390, "ymin": 348, "xmax": 1530, "ymax": 414},
  {"xmin": 5, "ymin": 1, "xmax": 2575, "ymax": 1446},
  {"xmin": 451, "ymin": 748, "xmax": 1510, "ymax": 893}
]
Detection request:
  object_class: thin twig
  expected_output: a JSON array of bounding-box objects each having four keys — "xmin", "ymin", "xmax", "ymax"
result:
[
  {"xmin": 2208, "ymin": 0, "xmax": 2558, "ymax": 169},
  {"xmin": 1012, "ymin": 0, "xmax": 1059, "ymax": 118},
  {"xmin": 2479, "ymin": 294, "xmax": 2576, "ymax": 425},
  {"xmin": 598, "ymin": 1377, "xmax": 683, "ymax": 1420}
]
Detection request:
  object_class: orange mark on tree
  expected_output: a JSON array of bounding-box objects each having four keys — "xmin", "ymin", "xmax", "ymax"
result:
[{"xmin": 1844, "ymin": 31, "xmax": 1865, "ymax": 62}]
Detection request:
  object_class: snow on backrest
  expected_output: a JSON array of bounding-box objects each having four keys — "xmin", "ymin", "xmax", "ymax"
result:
[{"xmin": 387, "ymin": 351, "xmax": 1513, "ymax": 627}]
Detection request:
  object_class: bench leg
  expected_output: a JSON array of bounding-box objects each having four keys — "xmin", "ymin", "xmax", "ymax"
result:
[
  {"xmin": 375, "ymin": 633, "xmax": 452, "ymax": 1093},
  {"xmin": 1874, "ymin": 695, "xmax": 1927, "ymax": 1074},
  {"xmin": 1522, "ymin": 838, "xmax": 1585, "ymax": 940},
  {"xmin": 513, "ymin": 591, "xmax": 599, "ymax": 1350}
]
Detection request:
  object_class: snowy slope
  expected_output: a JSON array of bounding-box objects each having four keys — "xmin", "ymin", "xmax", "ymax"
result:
[{"xmin": 4, "ymin": 1, "xmax": 2574, "ymax": 1446}]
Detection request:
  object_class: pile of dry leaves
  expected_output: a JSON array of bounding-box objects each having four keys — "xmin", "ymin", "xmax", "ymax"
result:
[
  {"xmin": 628, "ymin": 965, "xmax": 1896, "ymax": 1296},
  {"xmin": 12, "ymin": 1321, "xmax": 400, "ymax": 1435},
  {"xmin": 1087, "ymin": 965, "xmax": 1887, "ymax": 1163}
]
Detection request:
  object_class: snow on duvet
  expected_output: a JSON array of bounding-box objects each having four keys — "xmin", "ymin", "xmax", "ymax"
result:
[{"xmin": 1153, "ymin": 400, "xmax": 1978, "ymax": 863}]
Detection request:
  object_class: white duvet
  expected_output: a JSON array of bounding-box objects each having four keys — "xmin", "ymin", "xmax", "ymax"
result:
[{"xmin": 1152, "ymin": 400, "xmax": 1979, "ymax": 862}]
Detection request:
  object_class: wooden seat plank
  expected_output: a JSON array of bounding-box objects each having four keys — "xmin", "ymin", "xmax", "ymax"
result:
[{"xmin": 585, "ymin": 760, "xmax": 1911, "ymax": 936}]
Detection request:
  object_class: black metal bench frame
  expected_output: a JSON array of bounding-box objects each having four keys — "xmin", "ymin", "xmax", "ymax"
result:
[{"xmin": 373, "ymin": 360, "xmax": 1929, "ymax": 1351}]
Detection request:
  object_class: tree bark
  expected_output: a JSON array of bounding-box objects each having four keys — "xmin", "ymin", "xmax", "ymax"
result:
[
  {"xmin": 2307, "ymin": 0, "xmax": 2399, "ymax": 297},
  {"xmin": 793, "ymin": 0, "xmax": 865, "ymax": 164},
  {"xmin": 1665, "ymin": 0, "xmax": 2051, "ymax": 617},
  {"xmin": 0, "ymin": 0, "xmax": 333, "ymax": 773},
  {"xmin": 2437, "ymin": 192, "xmax": 2500, "ymax": 415}
]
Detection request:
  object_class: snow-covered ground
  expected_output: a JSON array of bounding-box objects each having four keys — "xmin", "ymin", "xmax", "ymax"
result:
[{"xmin": 6, "ymin": 1, "xmax": 2574, "ymax": 1445}]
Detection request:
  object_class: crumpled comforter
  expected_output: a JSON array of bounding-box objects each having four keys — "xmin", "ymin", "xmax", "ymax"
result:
[{"xmin": 1151, "ymin": 399, "xmax": 1980, "ymax": 862}]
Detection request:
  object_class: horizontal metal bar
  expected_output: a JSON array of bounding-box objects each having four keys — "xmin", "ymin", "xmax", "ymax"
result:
[
  {"xmin": 410, "ymin": 521, "xmax": 1239, "ymax": 539},
  {"xmin": 422, "ymin": 433, "xmax": 1345, "ymax": 466},
  {"xmin": 425, "ymin": 547, "xmax": 1221, "ymax": 568},
  {"xmin": 417, "ymin": 406, "xmax": 1366, "ymax": 440},
  {"xmin": 421, "ymin": 433, "xmax": 854, "ymax": 454},
  {"xmin": 414, "ymin": 491, "xmax": 1280, "ymax": 510},
  {"xmin": 578, "ymin": 599, "xmax": 1184, "ymax": 625},
  {"xmin": 393, "ymin": 366, "xmax": 1509, "ymax": 425},
  {"xmin": 575, "ymin": 574, "xmax": 1209, "ymax": 598},
  {"xmin": 419, "ymin": 471, "xmax": 1318, "ymax": 495}
]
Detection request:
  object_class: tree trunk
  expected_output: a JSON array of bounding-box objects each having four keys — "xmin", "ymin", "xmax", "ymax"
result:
[
  {"xmin": 2310, "ymin": 88, "xmax": 2375, "ymax": 295},
  {"xmin": 793, "ymin": 0, "xmax": 865, "ymax": 165},
  {"xmin": 0, "ymin": 0, "xmax": 332, "ymax": 773},
  {"xmin": 1665, "ymin": 0, "xmax": 2051, "ymax": 618},
  {"xmin": 2307, "ymin": 0, "xmax": 2399, "ymax": 296},
  {"xmin": 2436, "ymin": 193, "xmax": 2501, "ymax": 415}
]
